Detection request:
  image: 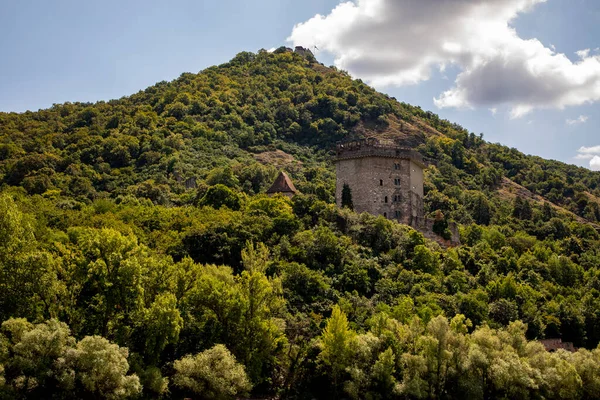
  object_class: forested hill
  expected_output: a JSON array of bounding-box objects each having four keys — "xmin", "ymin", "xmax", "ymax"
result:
[
  {"xmin": 2, "ymin": 47, "xmax": 600, "ymax": 221},
  {"xmin": 2, "ymin": 49, "xmax": 600, "ymax": 399}
]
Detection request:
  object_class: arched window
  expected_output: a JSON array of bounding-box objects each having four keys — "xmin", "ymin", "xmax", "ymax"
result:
[
  {"xmin": 380, "ymin": 179, "xmax": 383, "ymax": 186},
  {"xmin": 383, "ymin": 212, "xmax": 387, "ymax": 217},
  {"xmin": 385, "ymin": 196, "xmax": 388, "ymax": 203}
]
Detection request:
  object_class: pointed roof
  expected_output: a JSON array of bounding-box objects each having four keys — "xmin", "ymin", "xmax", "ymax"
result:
[{"xmin": 266, "ymin": 171, "xmax": 298, "ymax": 194}]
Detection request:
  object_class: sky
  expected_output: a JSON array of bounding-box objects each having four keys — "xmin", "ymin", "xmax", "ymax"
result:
[{"xmin": 1, "ymin": 0, "xmax": 599, "ymax": 170}]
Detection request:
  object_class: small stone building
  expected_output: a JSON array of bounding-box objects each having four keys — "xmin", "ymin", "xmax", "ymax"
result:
[
  {"xmin": 266, "ymin": 171, "xmax": 298, "ymax": 199},
  {"xmin": 335, "ymin": 138, "xmax": 424, "ymax": 225}
]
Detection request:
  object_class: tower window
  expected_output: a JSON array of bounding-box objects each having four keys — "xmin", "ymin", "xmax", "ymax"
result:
[
  {"xmin": 385, "ymin": 196, "xmax": 388, "ymax": 203},
  {"xmin": 380, "ymin": 179, "xmax": 383, "ymax": 186},
  {"xmin": 394, "ymin": 163, "xmax": 400, "ymax": 170},
  {"xmin": 384, "ymin": 212, "xmax": 387, "ymax": 217},
  {"xmin": 394, "ymin": 178, "xmax": 400, "ymax": 185},
  {"xmin": 395, "ymin": 210, "xmax": 401, "ymax": 218}
]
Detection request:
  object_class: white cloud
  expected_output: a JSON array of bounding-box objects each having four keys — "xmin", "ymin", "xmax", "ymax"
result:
[
  {"xmin": 575, "ymin": 146, "xmax": 600, "ymax": 170},
  {"xmin": 489, "ymin": 107, "xmax": 498, "ymax": 115},
  {"xmin": 289, "ymin": 0, "xmax": 600, "ymax": 117},
  {"xmin": 566, "ymin": 115, "xmax": 589, "ymax": 125},
  {"xmin": 590, "ymin": 156, "xmax": 600, "ymax": 171},
  {"xmin": 578, "ymin": 145, "xmax": 600, "ymax": 154},
  {"xmin": 576, "ymin": 49, "xmax": 591, "ymax": 59}
]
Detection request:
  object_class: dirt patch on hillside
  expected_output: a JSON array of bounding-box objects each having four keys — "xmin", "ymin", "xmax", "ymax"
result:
[
  {"xmin": 254, "ymin": 150, "xmax": 301, "ymax": 169},
  {"xmin": 351, "ymin": 114, "xmax": 441, "ymax": 147}
]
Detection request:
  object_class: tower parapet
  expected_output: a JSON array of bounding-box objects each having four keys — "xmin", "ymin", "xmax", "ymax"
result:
[{"xmin": 335, "ymin": 138, "xmax": 425, "ymax": 167}]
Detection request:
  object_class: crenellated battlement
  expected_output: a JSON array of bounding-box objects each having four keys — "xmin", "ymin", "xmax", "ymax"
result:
[{"xmin": 335, "ymin": 138, "xmax": 425, "ymax": 167}]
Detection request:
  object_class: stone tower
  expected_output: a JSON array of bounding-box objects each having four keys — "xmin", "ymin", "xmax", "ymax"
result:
[{"xmin": 335, "ymin": 138, "xmax": 424, "ymax": 224}]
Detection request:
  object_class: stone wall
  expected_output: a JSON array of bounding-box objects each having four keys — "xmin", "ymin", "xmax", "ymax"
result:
[{"xmin": 411, "ymin": 216, "xmax": 461, "ymax": 247}]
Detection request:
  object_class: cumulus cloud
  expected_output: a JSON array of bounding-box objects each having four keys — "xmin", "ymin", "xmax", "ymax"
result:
[
  {"xmin": 566, "ymin": 115, "xmax": 589, "ymax": 125},
  {"xmin": 288, "ymin": 0, "xmax": 600, "ymax": 117},
  {"xmin": 575, "ymin": 146, "xmax": 600, "ymax": 170},
  {"xmin": 591, "ymin": 156, "xmax": 600, "ymax": 171}
]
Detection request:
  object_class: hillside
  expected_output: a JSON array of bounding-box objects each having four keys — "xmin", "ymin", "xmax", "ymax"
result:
[{"xmin": 1, "ymin": 49, "xmax": 600, "ymax": 399}]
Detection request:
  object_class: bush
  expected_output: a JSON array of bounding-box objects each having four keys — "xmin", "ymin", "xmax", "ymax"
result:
[{"xmin": 173, "ymin": 344, "xmax": 252, "ymax": 400}]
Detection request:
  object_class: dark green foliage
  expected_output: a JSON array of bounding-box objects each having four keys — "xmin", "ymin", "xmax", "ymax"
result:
[
  {"xmin": 198, "ymin": 184, "xmax": 241, "ymax": 210},
  {"xmin": 341, "ymin": 183, "xmax": 353, "ymax": 210}
]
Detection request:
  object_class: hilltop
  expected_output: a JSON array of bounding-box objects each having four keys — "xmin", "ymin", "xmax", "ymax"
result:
[{"xmin": 1, "ymin": 49, "xmax": 600, "ymax": 399}]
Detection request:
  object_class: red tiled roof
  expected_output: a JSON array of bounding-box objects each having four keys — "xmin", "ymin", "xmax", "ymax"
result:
[{"xmin": 266, "ymin": 171, "xmax": 298, "ymax": 194}]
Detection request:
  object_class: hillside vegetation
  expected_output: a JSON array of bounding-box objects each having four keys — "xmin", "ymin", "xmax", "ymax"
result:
[{"xmin": 1, "ymin": 49, "xmax": 600, "ymax": 399}]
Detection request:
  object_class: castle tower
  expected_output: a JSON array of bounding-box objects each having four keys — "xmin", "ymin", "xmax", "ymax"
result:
[{"xmin": 335, "ymin": 138, "xmax": 424, "ymax": 224}]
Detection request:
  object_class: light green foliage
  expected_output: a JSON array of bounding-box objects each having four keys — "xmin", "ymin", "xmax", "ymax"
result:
[
  {"xmin": 0, "ymin": 195, "xmax": 60, "ymax": 322},
  {"xmin": 0, "ymin": 318, "xmax": 140, "ymax": 399},
  {"xmin": 142, "ymin": 293, "xmax": 183, "ymax": 363},
  {"xmin": 320, "ymin": 305, "xmax": 356, "ymax": 391},
  {"xmin": 237, "ymin": 242, "xmax": 286, "ymax": 383},
  {"xmin": 0, "ymin": 194, "xmax": 33, "ymax": 254},
  {"xmin": 173, "ymin": 344, "xmax": 252, "ymax": 400},
  {"xmin": 1, "ymin": 319, "xmax": 75, "ymax": 397},
  {"xmin": 66, "ymin": 335, "xmax": 141, "ymax": 399},
  {"xmin": 67, "ymin": 227, "xmax": 145, "ymax": 338}
]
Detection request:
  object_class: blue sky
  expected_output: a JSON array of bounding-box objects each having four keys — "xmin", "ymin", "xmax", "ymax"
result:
[{"xmin": 1, "ymin": 0, "xmax": 599, "ymax": 169}]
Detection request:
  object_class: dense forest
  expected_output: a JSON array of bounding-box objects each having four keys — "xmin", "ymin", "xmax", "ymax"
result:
[{"xmin": 2, "ymin": 48, "xmax": 600, "ymax": 399}]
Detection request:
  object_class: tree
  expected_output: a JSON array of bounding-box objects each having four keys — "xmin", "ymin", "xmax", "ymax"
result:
[
  {"xmin": 0, "ymin": 195, "xmax": 60, "ymax": 322},
  {"xmin": 0, "ymin": 318, "xmax": 140, "ymax": 399},
  {"xmin": 0, "ymin": 318, "xmax": 75, "ymax": 399},
  {"xmin": 237, "ymin": 242, "xmax": 286, "ymax": 385},
  {"xmin": 319, "ymin": 305, "xmax": 356, "ymax": 396},
  {"xmin": 140, "ymin": 292, "xmax": 183, "ymax": 364},
  {"xmin": 432, "ymin": 210, "xmax": 451, "ymax": 240},
  {"xmin": 67, "ymin": 227, "xmax": 145, "ymax": 339},
  {"xmin": 173, "ymin": 344, "xmax": 252, "ymax": 400},
  {"xmin": 198, "ymin": 184, "xmax": 241, "ymax": 210},
  {"xmin": 466, "ymin": 192, "xmax": 492, "ymax": 225},
  {"xmin": 66, "ymin": 336, "xmax": 141, "ymax": 399},
  {"xmin": 341, "ymin": 183, "xmax": 353, "ymax": 210}
]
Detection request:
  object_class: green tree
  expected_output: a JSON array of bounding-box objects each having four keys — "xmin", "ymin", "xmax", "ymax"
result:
[
  {"xmin": 237, "ymin": 242, "xmax": 286, "ymax": 385},
  {"xmin": 67, "ymin": 227, "xmax": 145, "ymax": 339},
  {"xmin": 173, "ymin": 344, "xmax": 252, "ymax": 400},
  {"xmin": 140, "ymin": 292, "xmax": 183, "ymax": 364},
  {"xmin": 66, "ymin": 335, "xmax": 141, "ymax": 399},
  {"xmin": 341, "ymin": 183, "xmax": 353, "ymax": 210},
  {"xmin": 198, "ymin": 184, "xmax": 241, "ymax": 210},
  {"xmin": 0, "ymin": 195, "xmax": 60, "ymax": 322},
  {"xmin": 319, "ymin": 305, "xmax": 356, "ymax": 396}
]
